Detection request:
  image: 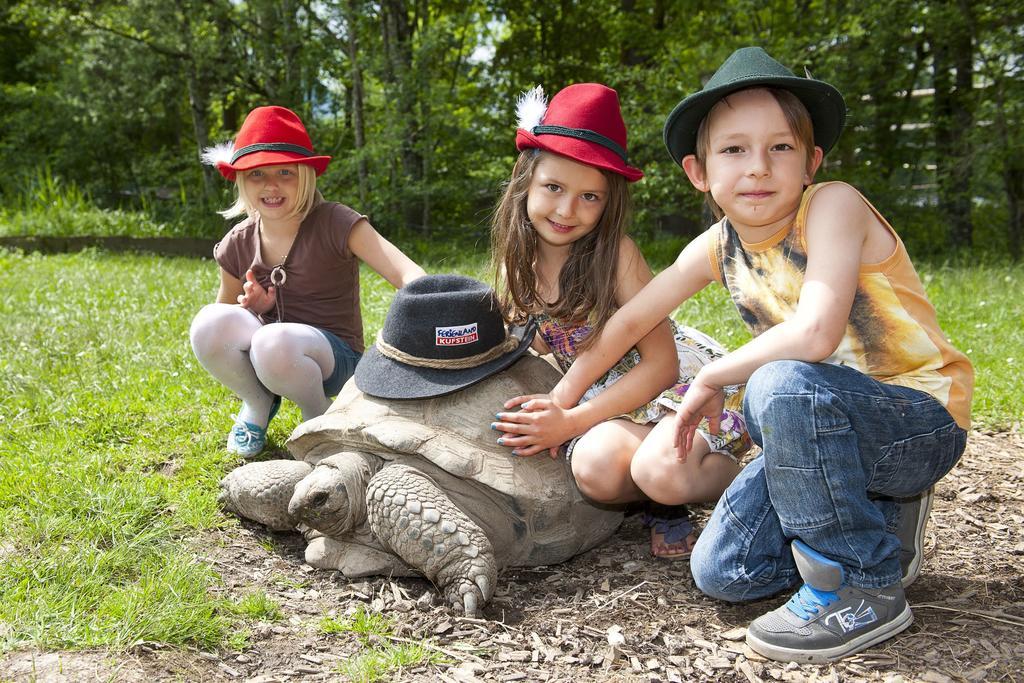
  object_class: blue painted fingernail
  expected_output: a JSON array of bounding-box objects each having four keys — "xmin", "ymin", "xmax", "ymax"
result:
[
  {"xmin": 495, "ymin": 413, "xmax": 502, "ymax": 420},
  {"xmin": 490, "ymin": 422, "xmax": 498, "ymax": 430},
  {"xmin": 496, "ymin": 438, "xmax": 504, "ymax": 445},
  {"xmin": 512, "ymin": 449, "xmax": 520, "ymax": 456}
]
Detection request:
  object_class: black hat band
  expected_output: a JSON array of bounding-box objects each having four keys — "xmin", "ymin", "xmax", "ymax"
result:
[
  {"xmin": 231, "ymin": 142, "xmax": 315, "ymax": 164},
  {"xmin": 532, "ymin": 125, "xmax": 628, "ymax": 162}
]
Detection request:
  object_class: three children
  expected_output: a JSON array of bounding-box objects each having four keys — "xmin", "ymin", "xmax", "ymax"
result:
[{"xmin": 195, "ymin": 48, "xmax": 972, "ymax": 664}]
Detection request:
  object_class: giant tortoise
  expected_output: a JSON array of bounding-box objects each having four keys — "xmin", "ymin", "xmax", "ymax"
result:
[{"xmin": 219, "ymin": 354, "xmax": 624, "ymax": 614}]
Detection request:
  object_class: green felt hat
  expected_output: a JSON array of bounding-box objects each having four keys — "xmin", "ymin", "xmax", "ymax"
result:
[{"xmin": 663, "ymin": 47, "xmax": 846, "ymax": 165}]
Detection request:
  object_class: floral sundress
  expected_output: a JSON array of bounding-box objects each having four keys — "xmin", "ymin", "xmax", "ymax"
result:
[{"xmin": 535, "ymin": 312, "xmax": 751, "ymax": 460}]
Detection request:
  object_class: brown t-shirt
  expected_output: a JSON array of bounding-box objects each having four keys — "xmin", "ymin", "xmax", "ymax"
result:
[{"xmin": 214, "ymin": 201, "xmax": 366, "ymax": 353}]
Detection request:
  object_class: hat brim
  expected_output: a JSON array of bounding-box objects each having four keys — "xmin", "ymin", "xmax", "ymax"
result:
[
  {"xmin": 663, "ymin": 76, "xmax": 846, "ymax": 165},
  {"xmin": 216, "ymin": 151, "xmax": 332, "ymax": 181},
  {"xmin": 353, "ymin": 320, "xmax": 538, "ymax": 400},
  {"xmin": 517, "ymin": 130, "xmax": 643, "ymax": 182}
]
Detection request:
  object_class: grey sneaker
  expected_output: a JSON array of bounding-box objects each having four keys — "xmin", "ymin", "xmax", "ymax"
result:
[
  {"xmin": 896, "ymin": 487, "xmax": 934, "ymax": 588},
  {"xmin": 745, "ymin": 540, "xmax": 914, "ymax": 664}
]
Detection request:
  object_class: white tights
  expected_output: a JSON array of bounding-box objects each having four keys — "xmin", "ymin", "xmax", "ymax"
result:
[{"xmin": 189, "ymin": 303, "xmax": 336, "ymax": 426}]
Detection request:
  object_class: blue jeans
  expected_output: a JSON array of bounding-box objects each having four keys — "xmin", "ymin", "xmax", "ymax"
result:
[{"xmin": 691, "ymin": 360, "xmax": 966, "ymax": 600}]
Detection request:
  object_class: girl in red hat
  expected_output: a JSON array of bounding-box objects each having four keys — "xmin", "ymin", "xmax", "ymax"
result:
[
  {"xmin": 490, "ymin": 85, "xmax": 751, "ymax": 559},
  {"xmin": 190, "ymin": 106, "xmax": 425, "ymax": 458}
]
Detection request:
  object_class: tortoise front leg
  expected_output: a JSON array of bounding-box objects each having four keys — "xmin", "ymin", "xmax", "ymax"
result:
[{"xmin": 365, "ymin": 464, "xmax": 496, "ymax": 616}]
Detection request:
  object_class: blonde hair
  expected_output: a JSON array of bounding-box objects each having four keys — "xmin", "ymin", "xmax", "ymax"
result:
[
  {"xmin": 219, "ymin": 163, "xmax": 321, "ymax": 221},
  {"xmin": 693, "ymin": 87, "xmax": 816, "ymax": 220},
  {"xmin": 491, "ymin": 149, "xmax": 632, "ymax": 351}
]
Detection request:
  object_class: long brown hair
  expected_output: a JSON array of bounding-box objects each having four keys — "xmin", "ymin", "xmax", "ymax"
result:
[{"xmin": 491, "ymin": 149, "xmax": 632, "ymax": 351}]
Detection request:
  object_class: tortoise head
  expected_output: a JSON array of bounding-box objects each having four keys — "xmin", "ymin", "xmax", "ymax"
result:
[{"xmin": 287, "ymin": 451, "xmax": 379, "ymax": 537}]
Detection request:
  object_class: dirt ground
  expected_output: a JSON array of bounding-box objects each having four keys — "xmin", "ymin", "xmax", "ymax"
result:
[{"xmin": 3, "ymin": 429, "xmax": 1022, "ymax": 683}]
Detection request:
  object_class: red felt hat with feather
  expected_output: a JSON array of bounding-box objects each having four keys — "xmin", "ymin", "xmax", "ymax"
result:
[
  {"xmin": 515, "ymin": 83, "xmax": 643, "ymax": 182},
  {"xmin": 202, "ymin": 106, "xmax": 331, "ymax": 181}
]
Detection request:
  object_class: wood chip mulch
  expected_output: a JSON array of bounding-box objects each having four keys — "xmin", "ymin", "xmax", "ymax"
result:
[{"xmin": 3, "ymin": 429, "xmax": 1022, "ymax": 683}]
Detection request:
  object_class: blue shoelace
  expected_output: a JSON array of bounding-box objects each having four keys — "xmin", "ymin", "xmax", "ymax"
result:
[{"xmin": 785, "ymin": 583, "xmax": 840, "ymax": 620}]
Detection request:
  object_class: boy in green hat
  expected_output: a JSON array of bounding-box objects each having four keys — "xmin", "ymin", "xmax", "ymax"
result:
[{"xmin": 543, "ymin": 46, "xmax": 973, "ymax": 662}]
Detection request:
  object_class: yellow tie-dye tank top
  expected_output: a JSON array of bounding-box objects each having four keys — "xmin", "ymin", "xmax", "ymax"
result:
[{"xmin": 706, "ymin": 182, "xmax": 973, "ymax": 430}]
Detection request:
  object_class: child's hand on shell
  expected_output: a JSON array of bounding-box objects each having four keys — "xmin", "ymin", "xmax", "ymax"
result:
[{"xmin": 493, "ymin": 394, "xmax": 573, "ymax": 459}]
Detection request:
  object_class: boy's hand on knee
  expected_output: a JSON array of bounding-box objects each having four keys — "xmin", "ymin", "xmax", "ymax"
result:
[{"xmin": 675, "ymin": 379, "xmax": 725, "ymax": 461}]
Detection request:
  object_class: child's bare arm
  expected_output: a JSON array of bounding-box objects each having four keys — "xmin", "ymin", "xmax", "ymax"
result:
[
  {"xmin": 561, "ymin": 237, "xmax": 680, "ymax": 422},
  {"xmin": 216, "ymin": 268, "xmax": 244, "ymax": 304},
  {"xmin": 674, "ymin": 184, "xmax": 872, "ymax": 455},
  {"xmin": 549, "ymin": 232, "xmax": 716, "ymax": 409},
  {"xmin": 497, "ymin": 238, "xmax": 680, "ymax": 456},
  {"xmin": 348, "ymin": 219, "xmax": 426, "ymax": 288}
]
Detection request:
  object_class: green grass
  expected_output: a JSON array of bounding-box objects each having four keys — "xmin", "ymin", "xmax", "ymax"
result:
[
  {"xmin": 319, "ymin": 608, "xmax": 392, "ymax": 639},
  {"xmin": 914, "ymin": 262, "xmax": 1022, "ymax": 427},
  {"xmin": 338, "ymin": 641, "xmax": 447, "ymax": 683},
  {"xmin": 0, "ymin": 246, "xmax": 1019, "ymax": 656},
  {"xmin": 320, "ymin": 607, "xmax": 449, "ymax": 682},
  {"xmin": 225, "ymin": 591, "xmax": 282, "ymax": 622}
]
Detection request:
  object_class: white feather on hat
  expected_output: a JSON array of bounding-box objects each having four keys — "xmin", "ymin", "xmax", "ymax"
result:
[
  {"xmin": 201, "ymin": 141, "xmax": 235, "ymax": 167},
  {"xmin": 515, "ymin": 86, "xmax": 547, "ymax": 131}
]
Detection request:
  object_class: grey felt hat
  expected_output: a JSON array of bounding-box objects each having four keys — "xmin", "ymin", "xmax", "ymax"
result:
[
  {"xmin": 663, "ymin": 46, "xmax": 846, "ymax": 165},
  {"xmin": 354, "ymin": 274, "xmax": 536, "ymax": 400}
]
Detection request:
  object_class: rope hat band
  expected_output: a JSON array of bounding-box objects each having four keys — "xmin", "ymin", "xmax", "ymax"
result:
[
  {"xmin": 231, "ymin": 142, "xmax": 315, "ymax": 164},
  {"xmin": 531, "ymin": 125, "xmax": 629, "ymax": 162},
  {"xmin": 375, "ymin": 330, "xmax": 521, "ymax": 370}
]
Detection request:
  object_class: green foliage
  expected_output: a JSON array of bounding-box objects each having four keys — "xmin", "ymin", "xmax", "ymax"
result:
[
  {"xmin": 0, "ymin": 1, "xmax": 1019, "ymax": 255},
  {"xmin": 0, "ymin": 167, "xmax": 174, "ymax": 238}
]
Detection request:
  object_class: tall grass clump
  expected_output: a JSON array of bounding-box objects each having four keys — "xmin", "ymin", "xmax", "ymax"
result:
[
  {"xmin": 0, "ymin": 168, "xmax": 170, "ymax": 238},
  {"xmin": 0, "ymin": 167, "xmax": 232, "ymax": 239}
]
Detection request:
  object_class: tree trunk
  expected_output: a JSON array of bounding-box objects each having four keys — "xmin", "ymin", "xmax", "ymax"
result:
[
  {"xmin": 930, "ymin": 0, "xmax": 975, "ymax": 250},
  {"xmin": 381, "ymin": 0, "xmax": 423, "ymax": 231},
  {"xmin": 344, "ymin": 0, "xmax": 368, "ymax": 205},
  {"xmin": 177, "ymin": 3, "xmax": 216, "ymax": 205},
  {"xmin": 1006, "ymin": 167, "xmax": 1023, "ymax": 261}
]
